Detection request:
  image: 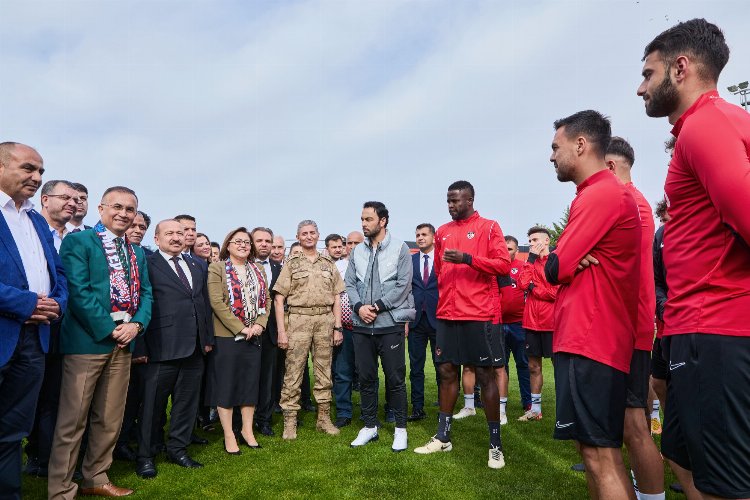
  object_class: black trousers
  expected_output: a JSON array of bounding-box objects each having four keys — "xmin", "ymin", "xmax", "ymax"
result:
[
  {"xmin": 25, "ymin": 351, "xmax": 63, "ymax": 467},
  {"xmin": 117, "ymin": 362, "xmax": 147, "ymax": 448},
  {"xmin": 255, "ymin": 332, "xmax": 278, "ymax": 426},
  {"xmin": 137, "ymin": 349, "xmax": 204, "ymax": 460},
  {"xmin": 0, "ymin": 325, "xmax": 44, "ymax": 499},
  {"xmin": 353, "ymin": 331, "xmax": 407, "ymax": 428}
]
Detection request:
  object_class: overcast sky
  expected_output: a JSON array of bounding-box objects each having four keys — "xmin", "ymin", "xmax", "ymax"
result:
[{"xmin": 3, "ymin": 0, "xmax": 748, "ymax": 247}]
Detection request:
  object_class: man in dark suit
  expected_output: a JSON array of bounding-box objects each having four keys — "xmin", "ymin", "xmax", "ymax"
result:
[
  {"xmin": 251, "ymin": 227, "xmax": 283, "ymax": 436},
  {"xmin": 0, "ymin": 142, "xmax": 68, "ymax": 499},
  {"xmin": 407, "ymin": 223, "xmax": 439, "ymax": 421},
  {"xmin": 48, "ymin": 185, "xmax": 152, "ymax": 499},
  {"xmin": 135, "ymin": 219, "xmax": 214, "ymax": 479}
]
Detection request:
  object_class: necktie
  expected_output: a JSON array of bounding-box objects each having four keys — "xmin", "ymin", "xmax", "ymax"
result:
[
  {"xmin": 71, "ymin": 227, "xmax": 81, "ymax": 234},
  {"xmin": 423, "ymin": 255, "xmax": 430, "ymax": 285},
  {"xmin": 171, "ymin": 256, "xmax": 192, "ymax": 290},
  {"xmin": 115, "ymin": 238, "xmax": 130, "ymax": 280}
]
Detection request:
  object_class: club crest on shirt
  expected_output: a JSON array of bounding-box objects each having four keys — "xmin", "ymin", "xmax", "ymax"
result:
[
  {"xmin": 466, "ymin": 231, "xmax": 475, "ymax": 239},
  {"xmin": 511, "ymin": 267, "xmax": 518, "ymax": 273}
]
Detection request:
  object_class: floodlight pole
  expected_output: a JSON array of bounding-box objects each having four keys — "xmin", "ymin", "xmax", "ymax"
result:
[{"xmin": 727, "ymin": 81, "xmax": 749, "ymax": 112}]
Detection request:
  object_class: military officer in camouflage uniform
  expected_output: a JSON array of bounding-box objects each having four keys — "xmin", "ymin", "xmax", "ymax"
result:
[{"xmin": 274, "ymin": 220, "xmax": 344, "ymax": 440}]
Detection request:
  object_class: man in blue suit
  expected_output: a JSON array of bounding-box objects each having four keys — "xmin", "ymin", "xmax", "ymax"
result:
[
  {"xmin": 407, "ymin": 223, "xmax": 439, "ymax": 421},
  {"xmin": 0, "ymin": 142, "xmax": 68, "ymax": 499}
]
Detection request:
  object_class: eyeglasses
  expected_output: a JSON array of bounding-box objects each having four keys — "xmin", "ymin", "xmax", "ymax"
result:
[
  {"xmin": 101, "ymin": 203, "xmax": 137, "ymax": 215},
  {"xmin": 229, "ymin": 239, "xmax": 252, "ymax": 246},
  {"xmin": 46, "ymin": 194, "xmax": 82, "ymax": 204}
]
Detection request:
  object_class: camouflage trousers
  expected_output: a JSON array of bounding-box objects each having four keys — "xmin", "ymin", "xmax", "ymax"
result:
[{"xmin": 280, "ymin": 312, "xmax": 334, "ymax": 412}]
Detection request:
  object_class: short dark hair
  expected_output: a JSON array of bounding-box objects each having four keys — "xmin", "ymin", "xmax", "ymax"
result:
[
  {"xmin": 137, "ymin": 210, "xmax": 151, "ymax": 228},
  {"xmin": 211, "ymin": 241, "xmax": 220, "ymax": 250},
  {"xmin": 447, "ymin": 180, "xmax": 474, "ymax": 198},
  {"xmin": 174, "ymin": 214, "xmax": 196, "ymax": 223},
  {"xmin": 70, "ymin": 182, "xmax": 88, "ymax": 194},
  {"xmin": 504, "ymin": 235, "xmax": 519, "ymax": 246},
  {"xmin": 251, "ymin": 227, "xmax": 274, "ymax": 239},
  {"xmin": 527, "ymin": 226, "xmax": 551, "ymax": 238},
  {"xmin": 655, "ymin": 197, "xmax": 669, "ymax": 221},
  {"xmin": 643, "ymin": 18, "xmax": 729, "ymax": 83},
  {"xmin": 607, "ymin": 136, "xmax": 635, "ymax": 167},
  {"xmin": 325, "ymin": 234, "xmax": 343, "ymax": 247},
  {"xmin": 416, "ymin": 223, "xmax": 435, "ymax": 234},
  {"xmin": 553, "ymin": 110, "xmax": 611, "ymax": 159},
  {"xmin": 41, "ymin": 180, "xmax": 75, "ymax": 196},
  {"xmin": 102, "ymin": 186, "xmax": 138, "ymax": 203},
  {"xmin": 363, "ymin": 201, "xmax": 389, "ymax": 228},
  {"xmin": 664, "ymin": 136, "xmax": 677, "ymax": 154},
  {"xmin": 219, "ymin": 227, "xmax": 253, "ymax": 261},
  {"xmin": 289, "ymin": 241, "xmax": 301, "ymax": 252}
]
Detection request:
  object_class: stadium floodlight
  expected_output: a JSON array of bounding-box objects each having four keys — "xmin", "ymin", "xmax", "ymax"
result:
[{"xmin": 727, "ymin": 81, "xmax": 750, "ymax": 112}]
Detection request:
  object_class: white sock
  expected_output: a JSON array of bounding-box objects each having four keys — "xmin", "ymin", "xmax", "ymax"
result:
[
  {"xmin": 464, "ymin": 394, "xmax": 475, "ymax": 409},
  {"xmin": 638, "ymin": 493, "xmax": 665, "ymax": 500},
  {"xmin": 499, "ymin": 397, "xmax": 507, "ymax": 414},
  {"xmin": 651, "ymin": 400, "xmax": 661, "ymax": 420},
  {"xmin": 531, "ymin": 393, "xmax": 541, "ymax": 413}
]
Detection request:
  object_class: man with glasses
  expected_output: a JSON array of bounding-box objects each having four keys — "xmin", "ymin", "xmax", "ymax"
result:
[
  {"xmin": 66, "ymin": 182, "xmax": 90, "ymax": 232},
  {"xmin": 24, "ymin": 180, "xmax": 78, "ymax": 478},
  {"xmin": 48, "ymin": 186, "xmax": 152, "ymax": 499}
]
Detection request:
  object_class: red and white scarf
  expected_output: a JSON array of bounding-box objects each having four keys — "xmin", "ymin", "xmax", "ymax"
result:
[
  {"xmin": 94, "ymin": 221, "xmax": 141, "ymax": 318},
  {"xmin": 225, "ymin": 259, "xmax": 267, "ymax": 325}
]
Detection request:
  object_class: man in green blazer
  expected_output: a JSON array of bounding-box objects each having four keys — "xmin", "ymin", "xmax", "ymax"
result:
[{"xmin": 48, "ymin": 186, "xmax": 152, "ymax": 500}]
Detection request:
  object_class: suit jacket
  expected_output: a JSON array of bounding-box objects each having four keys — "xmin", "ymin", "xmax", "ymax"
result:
[
  {"xmin": 207, "ymin": 261, "xmax": 270, "ymax": 338},
  {"xmin": 410, "ymin": 251, "xmax": 438, "ymax": 330},
  {"xmin": 141, "ymin": 252, "xmax": 214, "ymax": 362},
  {"xmin": 0, "ymin": 209, "xmax": 68, "ymax": 366},
  {"xmin": 59, "ymin": 229, "xmax": 152, "ymax": 354},
  {"xmin": 265, "ymin": 260, "xmax": 282, "ymax": 344}
]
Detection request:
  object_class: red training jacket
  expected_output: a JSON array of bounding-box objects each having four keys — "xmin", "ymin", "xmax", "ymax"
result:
[
  {"xmin": 518, "ymin": 253, "xmax": 557, "ymax": 331},
  {"xmin": 499, "ymin": 259, "xmax": 525, "ymax": 324},
  {"xmin": 627, "ymin": 182, "xmax": 656, "ymax": 350}
]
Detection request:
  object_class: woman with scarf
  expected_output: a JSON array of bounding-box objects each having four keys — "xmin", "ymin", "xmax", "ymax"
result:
[{"xmin": 206, "ymin": 227, "xmax": 269, "ymax": 454}]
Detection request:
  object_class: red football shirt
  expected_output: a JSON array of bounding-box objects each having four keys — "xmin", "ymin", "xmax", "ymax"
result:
[
  {"xmin": 627, "ymin": 182, "xmax": 656, "ymax": 350},
  {"xmin": 434, "ymin": 211, "xmax": 511, "ymax": 321},
  {"xmin": 663, "ymin": 90, "xmax": 750, "ymax": 337},
  {"xmin": 499, "ymin": 259, "xmax": 525, "ymax": 324},
  {"xmin": 545, "ymin": 169, "xmax": 641, "ymax": 373}
]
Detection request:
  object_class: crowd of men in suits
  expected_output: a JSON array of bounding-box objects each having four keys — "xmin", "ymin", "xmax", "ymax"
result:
[{"xmin": 2, "ymin": 17, "xmax": 750, "ymax": 500}]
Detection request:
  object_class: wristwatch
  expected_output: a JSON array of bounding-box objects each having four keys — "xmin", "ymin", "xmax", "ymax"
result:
[
  {"xmin": 133, "ymin": 322, "xmax": 144, "ymax": 333},
  {"xmin": 333, "ymin": 326, "xmax": 343, "ymax": 332}
]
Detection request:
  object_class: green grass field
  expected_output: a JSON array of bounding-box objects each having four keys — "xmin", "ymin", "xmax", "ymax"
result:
[{"xmin": 23, "ymin": 359, "xmax": 681, "ymax": 499}]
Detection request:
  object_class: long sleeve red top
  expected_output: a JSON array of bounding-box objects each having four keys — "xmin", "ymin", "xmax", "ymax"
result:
[{"xmin": 518, "ymin": 253, "xmax": 557, "ymax": 331}]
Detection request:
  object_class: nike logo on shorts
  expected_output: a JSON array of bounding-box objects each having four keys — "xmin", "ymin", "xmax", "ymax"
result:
[
  {"xmin": 494, "ymin": 358, "xmax": 502, "ymax": 362},
  {"xmin": 390, "ymin": 344, "xmax": 400, "ymax": 350},
  {"xmin": 555, "ymin": 421, "xmax": 574, "ymax": 429},
  {"xmin": 479, "ymin": 356, "xmax": 489, "ymax": 362},
  {"xmin": 669, "ymin": 361, "xmax": 686, "ymax": 371}
]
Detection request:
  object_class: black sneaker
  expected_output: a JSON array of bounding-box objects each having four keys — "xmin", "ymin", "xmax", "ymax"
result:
[{"xmin": 334, "ymin": 417, "xmax": 352, "ymax": 428}]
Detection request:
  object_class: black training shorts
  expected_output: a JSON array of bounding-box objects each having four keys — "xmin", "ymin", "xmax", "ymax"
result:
[
  {"xmin": 525, "ymin": 329, "xmax": 553, "ymax": 358},
  {"xmin": 553, "ymin": 352, "xmax": 626, "ymax": 448},
  {"xmin": 661, "ymin": 333, "xmax": 750, "ymax": 499},
  {"xmin": 650, "ymin": 337, "xmax": 668, "ymax": 380},
  {"xmin": 435, "ymin": 320, "xmax": 505, "ymax": 367},
  {"xmin": 625, "ymin": 349, "xmax": 651, "ymax": 409}
]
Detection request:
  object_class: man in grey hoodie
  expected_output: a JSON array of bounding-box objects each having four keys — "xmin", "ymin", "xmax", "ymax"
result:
[{"xmin": 345, "ymin": 201, "xmax": 415, "ymax": 452}]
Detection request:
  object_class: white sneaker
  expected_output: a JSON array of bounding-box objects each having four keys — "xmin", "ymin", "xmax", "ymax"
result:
[
  {"xmin": 392, "ymin": 427, "xmax": 407, "ymax": 452},
  {"xmin": 453, "ymin": 407, "xmax": 476, "ymax": 419},
  {"xmin": 414, "ymin": 435, "xmax": 453, "ymax": 454},
  {"xmin": 488, "ymin": 446, "xmax": 505, "ymax": 469},
  {"xmin": 500, "ymin": 412, "xmax": 508, "ymax": 425},
  {"xmin": 350, "ymin": 427, "xmax": 378, "ymax": 447}
]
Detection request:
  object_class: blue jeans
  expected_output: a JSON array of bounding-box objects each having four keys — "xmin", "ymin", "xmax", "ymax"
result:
[
  {"xmin": 503, "ymin": 322, "xmax": 531, "ymax": 408},
  {"xmin": 407, "ymin": 316, "xmax": 439, "ymax": 411},
  {"xmin": 332, "ymin": 329, "xmax": 355, "ymax": 418}
]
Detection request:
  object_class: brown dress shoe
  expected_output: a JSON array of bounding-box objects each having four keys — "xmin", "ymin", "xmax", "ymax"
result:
[{"xmin": 79, "ymin": 482, "xmax": 134, "ymax": 497}]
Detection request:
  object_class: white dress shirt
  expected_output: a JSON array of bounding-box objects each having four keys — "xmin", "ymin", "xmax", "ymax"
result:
[
  {"xmin": 0, "ymin": 190, "xmax": 50, "ymax": 295},
  {"xmin": 47, "ymin": 223, "xmax": 64, "ymax": 252},
  {"xmin": 255, "ymin": 258, "xmax": 272, "ymax": 285},
  {"xmin": 160, "ymin": 250, "xmax": 193, "ymax": 288},
  {"xmin": 65, "ymin": 221, "xmax": 85, "ymax": 233},
  {"xmin": 419, "ymin": 249, "xmax": 435, "ymax": 277}
]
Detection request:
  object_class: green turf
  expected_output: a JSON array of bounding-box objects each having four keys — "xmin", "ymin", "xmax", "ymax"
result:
[{"xmin": 23, "ymin": 358, "xmax": 681, "ymax": 499}]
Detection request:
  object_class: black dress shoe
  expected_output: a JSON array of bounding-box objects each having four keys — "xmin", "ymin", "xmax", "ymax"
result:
[
  {"xmin": 334, "ymin": 417, "xmax": 352, "ymax": 428},
  {"xmin": 257, "ymin": 423, "xmax": 274, "ymax": 436},
  {"xmin": 301, "ymin": 401, "xmax": 317, "ymax": 412},
  {"xmin": 169, "ymin": 454, "xmax": 204, "ymax": 468},
  {"xmin": 113, "ymin": 444, "xmax": 137, "ymax": 462},
  {"xmin": 385, "ymin": 410, "xmax": 396, "ymax": 423},
  {"xmin": 190, "ymin": 433, "xmax": 208, "ymax": 445},
  {"xmin": 24, "ymin": 456, "xmax": 40, "ymax": 476},
  {"xmin": 136, "ymin": 459, "xmax": 158, "ymax": 479},
  {"xmin": 407, "ymin": 409, "xmax": 427, "ymax": 422}
]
